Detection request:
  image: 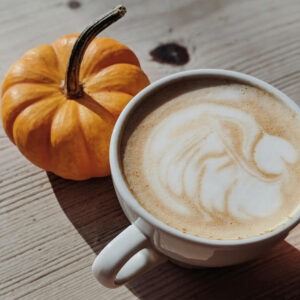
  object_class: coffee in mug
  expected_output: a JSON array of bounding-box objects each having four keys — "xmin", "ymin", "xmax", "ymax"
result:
[
  {"xmin": 93, "ymin": 70, "xmax": 300, "ymax": 288},
  {"xmin": 121, "ymin": 78, "xmax": 300, "ymax": 240}
]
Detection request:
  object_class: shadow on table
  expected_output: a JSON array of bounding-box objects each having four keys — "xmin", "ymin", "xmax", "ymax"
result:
[
  {"xmin": 127, "ymin": 241, "xmax": 300, "ymax": 300},
  {"xmin": 48, "ymin": 172, "xmax": 129, "ymax": 254},
  {"xmin": 48, "ymin": 172, "xmax": 300, "ymax": 300}
]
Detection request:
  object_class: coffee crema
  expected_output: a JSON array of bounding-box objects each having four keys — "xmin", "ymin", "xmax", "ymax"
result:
[{"xmin": 121, "ymin": 79, "xmax": 300, "ymax": 240}]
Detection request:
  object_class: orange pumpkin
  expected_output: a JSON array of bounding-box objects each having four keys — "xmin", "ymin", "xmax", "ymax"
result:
[{"xmin": 1, "ymin": 6, "xmax": 150, "ymax": 180}]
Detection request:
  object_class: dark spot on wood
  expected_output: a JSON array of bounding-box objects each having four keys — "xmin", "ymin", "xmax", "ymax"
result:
[
  {"xmin": 168, "ymin": 28, "xmax": 173, "ymax": 33},
  {"xmin": 67, "ymin": 0, "xmax": 81, "ymax": 9},
  {"xmin": 150, "ymin": 43, "xmax": 189, "ymax": 66}
]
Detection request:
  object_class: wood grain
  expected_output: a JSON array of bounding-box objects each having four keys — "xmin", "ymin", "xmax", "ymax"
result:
[{"xmin": 0, "ymin": 0, "xmax": 299, "ymax": 299}]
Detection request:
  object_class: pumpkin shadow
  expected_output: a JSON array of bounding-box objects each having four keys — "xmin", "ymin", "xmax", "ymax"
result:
[
  {"xmin": 48, "ymin": 172, "xmax": 300, "ymax": 299},
  {"xmin": 47, "ymin": 172, "xmax": 129, "ymax": 254}
]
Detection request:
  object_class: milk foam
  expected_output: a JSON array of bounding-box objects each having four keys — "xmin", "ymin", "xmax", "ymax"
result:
[
  {"xmin": 122, "ymin": 81, "xmax": 300, "ymax": 239},
  {"xmin": 144, "ymin": 102, "xmax": 297, "ymax": 221}
]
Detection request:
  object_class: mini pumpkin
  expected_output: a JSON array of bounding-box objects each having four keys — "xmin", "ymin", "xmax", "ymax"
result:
[{"xmin": 1, "ymin": 6, "xmax": 150, "ymax": 180}]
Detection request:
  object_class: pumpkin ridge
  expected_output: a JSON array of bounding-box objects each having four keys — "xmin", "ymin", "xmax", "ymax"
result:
[
  {"xmin": 2, "ymin": 87, "xmax": 63, "ymax": 142},
  {"xmin": 84, "ymin": 63, "xmax": 150, "ymax": 97},
  {"xmin": 47, "ymin": 99, "xmax": 70, "ymax": 171},
  {"xmin": 42, "ymin": 100, "xmax": 66, "ymax": 171},
  {"xmin": 78, "ymin": 93, "xmax": 117, "ymax": 125},
  {"xmin": 51, "ymin": 35, "xmax": 79, "ymax": 78},
  {"xmin": 76, "ymin": 109, "xmax": 95, "ymax": 178},
  {"xmin": 76, "ymin": 104, "xmax": 112, "ymax": 178},
  {"xmin": 80, "ymin": 48, "xmax": 141, "ymax": 82},
  {"xmin": 47, "ymin": 101, "xmax": 86, "ymax": 179},
  {"xmin": 87, "ymin": 91, "xmax": 132, "ymax": 117},
  {"xmin": 1, "ymin": 49, "xmax": 62, "ymax": 94},
  {"xmin": 81, "ymin": 61, "xmax": 138, "ymax": 83},
  {"xmin": 13, "ymin": 96, "xmax": 64, "ymax": 169},
  {"xmin": 2, "ymin": 78, "xmax": 60, "ymax": 96}
]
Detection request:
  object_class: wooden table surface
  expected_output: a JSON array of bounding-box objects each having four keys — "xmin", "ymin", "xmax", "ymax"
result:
[{"xmin": 1, "ymin": 0, "xmax": 299, "ymax": 299}]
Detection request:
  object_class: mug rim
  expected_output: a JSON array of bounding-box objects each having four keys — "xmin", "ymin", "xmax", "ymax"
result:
[{"xmin": 110, "ymin": 69, "xmax": 300, "ymax": 247}]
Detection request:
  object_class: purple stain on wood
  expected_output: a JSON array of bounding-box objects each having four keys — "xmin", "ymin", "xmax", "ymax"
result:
[{"xmin": 150, "ymin": 43, "xmax": 189, "ymax": 66}]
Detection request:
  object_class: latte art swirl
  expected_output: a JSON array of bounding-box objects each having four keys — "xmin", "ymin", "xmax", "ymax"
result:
[
  {"xmin": 144, "ymin": 103, "xmax": 298, "ymax": 221},
  {"xmin": 123, "ymin": 82, "xmax": 300, "ymax": 239}
]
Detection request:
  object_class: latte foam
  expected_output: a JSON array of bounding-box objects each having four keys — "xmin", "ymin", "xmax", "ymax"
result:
[{"xmin": 122, "ymin": 79, "xmax": 300, "ymax": 239}]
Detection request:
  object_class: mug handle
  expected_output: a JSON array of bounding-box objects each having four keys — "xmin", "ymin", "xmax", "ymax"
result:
[{"xmin": 92, "ymin": 224, "xmax": 167, "ymax": 288}]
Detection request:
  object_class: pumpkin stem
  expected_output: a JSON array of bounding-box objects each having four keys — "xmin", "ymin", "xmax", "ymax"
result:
[{"xmin": 64, "ymin": 5, "xmax": 127, "ymax": 99}]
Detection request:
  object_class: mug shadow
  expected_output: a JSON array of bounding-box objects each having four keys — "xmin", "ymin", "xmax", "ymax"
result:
[
  {"xmin": 48, "ymin": 173, "xmax": 300, "ymax": 300},
  {"xmin": 127, "ymin": 241, "xmax": 300, "ymax": 300}
]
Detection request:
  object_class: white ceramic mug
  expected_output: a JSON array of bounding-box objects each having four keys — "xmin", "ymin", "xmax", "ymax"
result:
[{"xmin": 92, "ymin": 69, "xmax": 300, "ymax": 288}]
